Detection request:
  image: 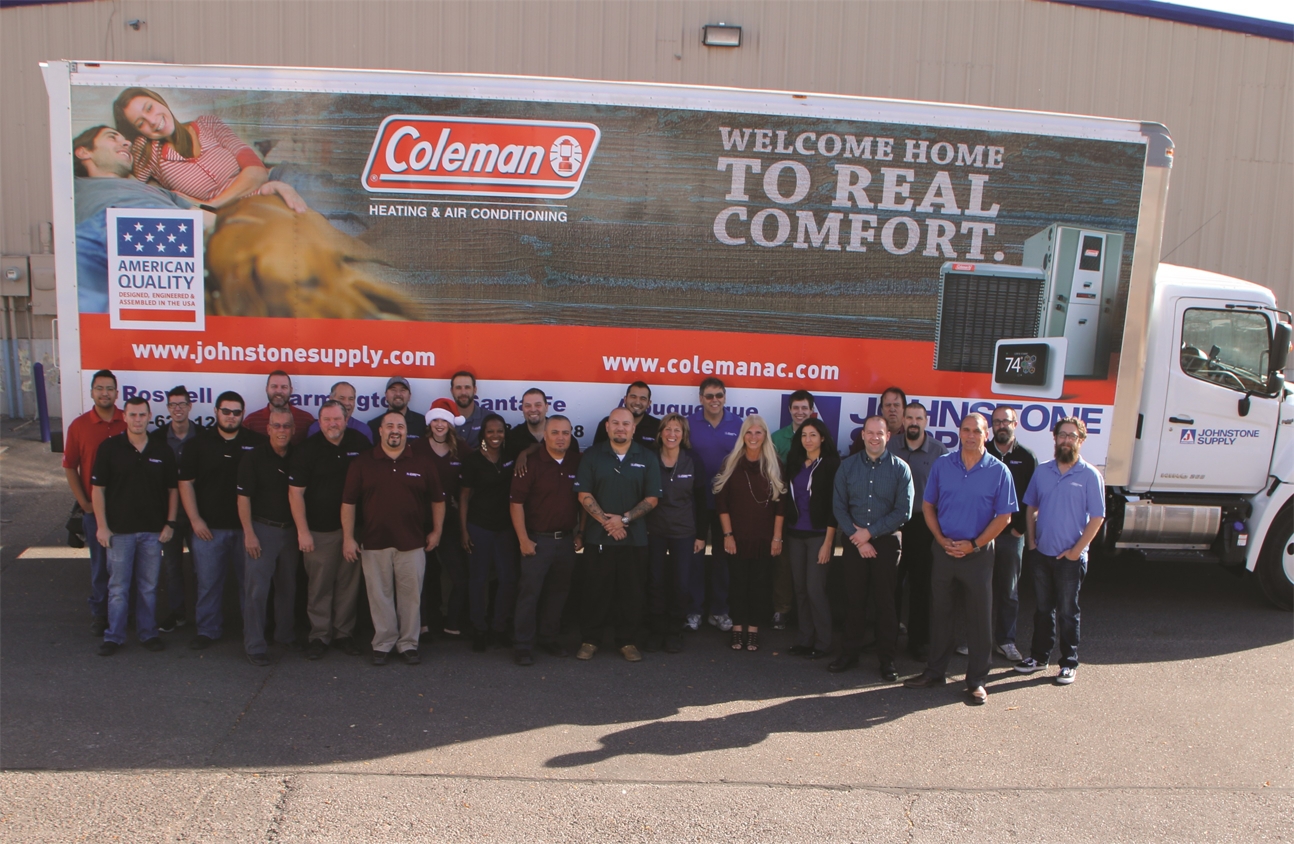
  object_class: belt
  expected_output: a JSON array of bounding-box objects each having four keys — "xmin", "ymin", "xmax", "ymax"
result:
[
  {"xmin": 253, "ymin": 516, "xmax": 293, "ymax": 530},
  {"xmin": 530, "ymin": 530, "xmax": 573, "ymax": 539}
]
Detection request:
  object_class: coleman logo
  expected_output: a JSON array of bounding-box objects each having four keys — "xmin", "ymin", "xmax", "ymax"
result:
[{"xmin": 362, "ymin": 116, "xmax": 601, "ymax": 199}]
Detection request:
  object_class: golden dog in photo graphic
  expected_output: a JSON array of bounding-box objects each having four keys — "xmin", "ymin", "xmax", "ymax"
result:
[{"xmin": 206, "ymin": 195, "xmax": 413, "ymax": 320}]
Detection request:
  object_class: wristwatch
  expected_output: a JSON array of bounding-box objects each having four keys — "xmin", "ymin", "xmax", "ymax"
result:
[
  {"xmin": 970, "ymin": 540, "xmax": 980, "ymax": 551},
  {"xmin": 621, "ymin": 515, "xmax": 630, "ymax": 525}
]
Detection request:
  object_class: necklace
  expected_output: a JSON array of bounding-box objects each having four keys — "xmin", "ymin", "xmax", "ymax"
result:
[{"xmin": 744, "ymin": 464, "xmax": 772, "ymax": 506}]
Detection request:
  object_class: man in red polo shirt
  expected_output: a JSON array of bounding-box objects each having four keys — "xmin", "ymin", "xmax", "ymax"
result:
[
  {"xmin": 243, "ymin": 370, "xmax": 314, "ymax": 446},
  {"xmin": 63, "ymin": 369, "xmax": 126, "ymax": 635},
  {"xmin": 341, "ymin": 410, "xmax": 445, "ymax": 666}
]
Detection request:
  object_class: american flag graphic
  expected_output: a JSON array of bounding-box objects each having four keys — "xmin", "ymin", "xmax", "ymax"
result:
[{"xmin": 115, "ymin": 216, "xmax": 195, "ymax": 257}]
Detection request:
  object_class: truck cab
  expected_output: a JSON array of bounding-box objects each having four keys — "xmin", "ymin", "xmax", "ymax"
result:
[{"xmin": 1110, "ymin": 264, "xmax": 1294, "ymax": 609}]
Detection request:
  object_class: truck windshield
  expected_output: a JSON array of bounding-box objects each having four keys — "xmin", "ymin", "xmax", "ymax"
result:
[{"xmin": 1180, "ymin": 308, "xmax": 1271, "ymax": 394}]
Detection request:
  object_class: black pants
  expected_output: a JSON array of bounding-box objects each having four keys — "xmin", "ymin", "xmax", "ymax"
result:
[
  {"xmin": 728, "ymin": 553, "xmax": 772, "ymax": 628},
  {"xmin": 842, "ymin": 533, "xmax": 902, "ymax": 660},
  {"xmin": 422, "ymin": 516, "xmax": 467, "ymax": 632},
  {"xmin": 896, "ymin": 517, "xmax": 934, "ymax": 650},
  {"xmin": 928, "ymin": 541, "xmax": 994, "ymax": 689},
  {"xmin": 513, "ymin": 534, "xmax": 576, "ymax": 650},
  {"xmin": 580, "ymin": 544, "xmax": 648, "ymax": 647}
]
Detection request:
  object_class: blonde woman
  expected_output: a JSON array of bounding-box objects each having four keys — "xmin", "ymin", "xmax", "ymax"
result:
[{"xmin": 714, "ymin": 415, "xmax": 785, "ymax": 652}]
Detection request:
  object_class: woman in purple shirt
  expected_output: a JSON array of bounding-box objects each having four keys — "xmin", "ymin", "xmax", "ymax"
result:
[
  {"xmin": 783, "ymin": 419, "xmax": 839, "ymax": 659},
  {"xmin": 714, "ymin": 415, "xmax": 785, "ymax": 652}
]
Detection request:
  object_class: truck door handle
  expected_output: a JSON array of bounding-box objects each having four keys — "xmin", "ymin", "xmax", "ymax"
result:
[{"xmin": 1169, "ymin": 416, "xmax": 1194, "ymax": 424}]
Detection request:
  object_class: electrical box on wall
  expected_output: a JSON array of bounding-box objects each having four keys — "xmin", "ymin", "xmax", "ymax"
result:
[
  {"xmin": 1, "ymin": 256, "xmax": 30, "ymax": 297},
  {"xmin": 29, "ymin": 255, "xmax": 57, "ymax": 315}
]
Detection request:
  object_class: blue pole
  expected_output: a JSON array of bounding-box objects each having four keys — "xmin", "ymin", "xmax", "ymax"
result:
[{"xmin": 33, "ymin": 361, "xmax": 50, "ymax": 443}]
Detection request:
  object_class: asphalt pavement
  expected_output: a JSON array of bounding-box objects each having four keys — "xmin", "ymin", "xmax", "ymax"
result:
[{"xmin": 0, "ymin": 422, "xmax": 1290, "ymax": 842}]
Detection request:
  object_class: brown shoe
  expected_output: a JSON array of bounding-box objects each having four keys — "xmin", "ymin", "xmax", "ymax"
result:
[
  {"xmin": 575, "ymin": 642, "xmax": 597, "ymax": 660},
  {"xmin": 903, "ymin": 672, "xmax": 946, "ymax": 689},
  {"xmin": 620, "ymin": 644, "xmax": 642, "ymax": 662}
]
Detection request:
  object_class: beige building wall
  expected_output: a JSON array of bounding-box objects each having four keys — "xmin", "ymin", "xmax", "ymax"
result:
[{"xmin": 2, "ymin": 0, "xmax": 1290, "ymax": 300}]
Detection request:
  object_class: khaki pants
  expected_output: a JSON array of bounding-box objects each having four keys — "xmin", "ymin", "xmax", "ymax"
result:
[
  {"xmin": 360, "ymin": 547, "xmax": 425, "ymax": 654},
  {"xmin": 304, "ymin": 529, "xmax": 361, "ymax": 644}
]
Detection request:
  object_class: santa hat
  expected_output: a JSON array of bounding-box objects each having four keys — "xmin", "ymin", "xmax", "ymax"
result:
[{"xmin": 426, "ymin": 398, "xmax": 466, "ymax": 426}]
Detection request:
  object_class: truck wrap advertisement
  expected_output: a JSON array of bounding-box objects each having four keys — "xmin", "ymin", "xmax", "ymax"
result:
[{"xmin": 66, "ymin": 72, "xmax": 1147, "ymax": 458}]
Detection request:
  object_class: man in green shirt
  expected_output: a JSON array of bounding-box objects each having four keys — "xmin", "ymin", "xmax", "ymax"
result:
[
  {"xmin": 574, "ymin": 408, "xmax": 662, "ymax": 662},
  {"xmin": 772, "ymin": 390, "xmax": 816, "ymax": 462}
]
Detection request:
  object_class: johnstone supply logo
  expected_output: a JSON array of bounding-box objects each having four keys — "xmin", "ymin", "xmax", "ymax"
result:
[
  {"xmin": 1181, "ymin": 427, "xmax": 1261, "ymax": 446},
  {"xmin": 362, "ymin": 116, "xmax": 601, "ymax": 199},
  {"xmin": 106, "ymin": 207, "xmax": 205, "ymax": 331}
]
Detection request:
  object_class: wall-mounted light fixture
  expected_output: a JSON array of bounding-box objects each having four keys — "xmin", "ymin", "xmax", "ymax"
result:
[
  {"xmin": 702, "ymin": 23, "xmax": 742, "ymax": 47},
  {"xmin": 126, "ymin": 19, "xmax": 145, "ymax": 31}
]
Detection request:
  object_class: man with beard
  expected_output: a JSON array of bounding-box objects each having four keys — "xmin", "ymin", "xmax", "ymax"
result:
[
  {"xmin": 342, "ymin": 411, "xmax": 445, "ymax": 666},
  {"xmin": 887, "ymin": 401, "xmax": 947, "ymax": 660},
  {"xmin": 575, "ymin": 408, "xmax": 661, "ymax": 662},
  {"xmin": 1015, "ymin": 417, "xmax": 1105, "ymax": 686},
  {"xmin": 505, "ymin": 388, "xmax": 555, "ymax": 462},
  {"xmin": 367, "ymin": 376, "xmax": 426, "ymax": 442},
  {"xmin": 986, "ymin": 406, "xmax": 1036, "ymax": 664},
  {"xmin": 594, "ymin": 382, "xmax": 660, "ymax": 447},
  {"xmin": 179, "ymin": 391, "xmax": 267, "ymax": 650},
  {"xmin": 306, "ymin": 381, "xmax": 373, "ymax": 444},
  {"xmin": 451, "ymin": 371, "xmax": 488, "ymax": 449},
  {"xmin": 904, "ymin": 413, "xmax": 1016, "ymax": 705},
  {"xmin": 243, "ymin": 371, "xmax": 313, "ymax": 445}
]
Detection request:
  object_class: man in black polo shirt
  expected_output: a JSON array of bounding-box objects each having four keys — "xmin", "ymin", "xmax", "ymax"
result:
[
  {"xmin": 986, "ymin": 405, "xmax": 1037, "ymax": 664},
  {"xmin": 150, "ymin": 384, "xmax": 201, "ymax": 633},
  {"xmin": 237, "ymin": 407, "xmax": 299, "ymax": 666},
  {"xmin": 179, "ymin": 390, "xmax": 267, "ymax": 650},
  {"xmin": 593, "ymin": 381, "xmax": 660, "ymax": 447},
  {"xmin": 342, "ymin": 410, "xmax": 445, "ymax": 666},
  {"xmin": 575, "ymin": 407, "xmax": 662, "ymax": 662},
  {"xmin": 367, "ymin": 375, "xmax": 426, "ymax": 441},
  {"xmin": 509, "ymin": 415, "xmax": 583, "ymax": 666},
  {"xmin": 289, "ymin": 400, "xmax": 370, "ymax": 659},
  {"xmin": 91, "ymin": 396, "xmax": 178, "ymax": 655}
]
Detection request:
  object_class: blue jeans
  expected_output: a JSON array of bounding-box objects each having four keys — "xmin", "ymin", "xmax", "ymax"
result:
[
  {"xmin": 191, "ymin": 529, "xmax": 246, "ymax": 640},
  {"xmin": 104, "ymin": 532, "xmax": 162, "ymax": 644},
  {"xmin": 993, "ymin": 531, "xmax": 1025, "ymax": 646},
  {"xmin": 648, "ymin": 534, "xmax": 698, "ymax": 633},
  {"xmin": 1028, "ymin": 549, "xmax": 1086, "ymax": 669},
  {"xmin": 467, "ymin": 523, "xmax": 518, "ymax": 634},
  {"xmin": 84, "ymin": 512, "xmax": 109, "ymax": 618}
]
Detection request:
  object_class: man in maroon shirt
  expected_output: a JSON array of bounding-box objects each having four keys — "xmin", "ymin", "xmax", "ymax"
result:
[
  {"xmin": 341, "ymin": 410, "xmax": 445, "ymax": 666},
  {"xmin": 243, "ymin": 370, "xmax": 314, "ymax": 446},
  {"xmin": 63, "ymin": 369, "xmax": 126, "ymax": 634},
  {"xmin": 509, "ymin": 415, "xmax": 583, "ymax": 666}
]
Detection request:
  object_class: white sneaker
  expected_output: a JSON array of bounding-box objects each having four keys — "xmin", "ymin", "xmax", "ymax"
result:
[
  {"xmin": 1056, "ymin": 666, "xmax": 1077, "ymax": 685},
  {"xmin": 996, "ymin": 643, "xmax": 1023, "ymax": 662},
  {"xmin": 708, "ymin": 614, "xmax": 734, "ymax": 632},
  {"xmin": 685, "ymin": 614, "xmax": 701, "ymax": 631}
]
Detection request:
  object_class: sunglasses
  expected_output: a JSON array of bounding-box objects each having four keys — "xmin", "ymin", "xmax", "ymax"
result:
[
  {"xmin": 218, "ymin": 407, "xmax": 244, "ymax": 417},
  {"xmin": 702, "ymin": 393, "xmax": 725, "ymax": 401}
]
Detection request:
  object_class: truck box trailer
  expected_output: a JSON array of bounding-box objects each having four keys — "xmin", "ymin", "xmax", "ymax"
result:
[{"xmin": 41, "ymin": 60, "xmax": 1293, "ymax": 609}]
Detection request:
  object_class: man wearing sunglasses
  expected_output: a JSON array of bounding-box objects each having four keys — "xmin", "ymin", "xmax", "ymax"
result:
[
  {"xmin": 178, "ymin": 390, "xmax": 267, "ymax": 651},
  {"xmin": 686, "ymin": 377, "xmax": 743, "ymax": 633}
]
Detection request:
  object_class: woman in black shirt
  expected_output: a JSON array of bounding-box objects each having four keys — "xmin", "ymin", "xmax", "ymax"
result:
[
  {"xmin": 645, "ymin": 413, "xmax": 707, "ymax": 654},
  {"xmin": 460, "ymin": 414, "xmax": 518, "ymax": 651}
]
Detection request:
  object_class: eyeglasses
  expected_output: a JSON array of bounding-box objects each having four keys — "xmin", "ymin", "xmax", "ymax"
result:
[
  {"xmin": 992, "ymin": 419, "xmax": 1016, "ymax": 427},
  {"xmin": 702, "ymin": 393, "xmax": 725, "ymax": 401},
  {"xmin": 268, "ymin": 422, "xmax": 293, "ymax": 431},
  {"xmin": 167, "ymin": 401, "xmax": 190, "ymax": 409},
  {"xmin": 1055, "ymin": 432, "xmax": 1081, "ymax": 441},
  {"xmin": 217, "ymin": 407, "xmax": 243, "ymax": 416}
]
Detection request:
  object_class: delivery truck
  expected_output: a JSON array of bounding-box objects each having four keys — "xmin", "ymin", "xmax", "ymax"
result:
[{"xmin": 40, "ymin": 60, "xmax": 1293, "ymax": 609}]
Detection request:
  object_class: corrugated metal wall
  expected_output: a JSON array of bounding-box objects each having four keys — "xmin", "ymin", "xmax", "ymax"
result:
[{"xmin": 3, "ymin": 0, "xmax": 1290, "ymax": 299}]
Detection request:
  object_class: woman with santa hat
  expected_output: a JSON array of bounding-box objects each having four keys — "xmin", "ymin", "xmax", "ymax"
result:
[{"xmin": 415, "ymin": 398, "xmax": 469, "ymax": 642}]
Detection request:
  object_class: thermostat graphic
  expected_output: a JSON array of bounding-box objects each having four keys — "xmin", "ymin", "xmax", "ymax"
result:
[{"xmin": 991, "ymin": 337, "xmax": 1068, "ymax": 399}]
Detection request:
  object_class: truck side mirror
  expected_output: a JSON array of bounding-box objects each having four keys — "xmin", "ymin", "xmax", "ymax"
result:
[{"xmin": 1270, "ymin": 322, "xmax": 1292, "ymax": 373}]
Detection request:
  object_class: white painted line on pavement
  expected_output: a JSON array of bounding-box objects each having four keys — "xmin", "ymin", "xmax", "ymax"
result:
[{"xmin": 17, "ymin": 546, "xmax": 90, "ymax": 559}]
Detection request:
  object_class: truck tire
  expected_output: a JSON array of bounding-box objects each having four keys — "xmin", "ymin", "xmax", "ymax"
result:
[{"xmin": 1256, "ymin": 507, "xmax": 1294, "ymax": 611}]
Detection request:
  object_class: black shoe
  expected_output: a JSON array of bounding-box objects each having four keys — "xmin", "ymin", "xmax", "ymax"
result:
[
  {"xmin": 663, "ymin": 633, "xmax": 683, "ymax": 654},
  {"xmin": 827, "ymin": 653, "xmax": 859, "ymax": 673},
  {"xmin": 91, "ymin": 616, "xmax": 108, "ymax": 637},
  {"xmin": 808, "ymin": 648, "xmax": 831, "ymax": 660},
  {"xmin": 97, "ymin": 641, "xmax": 119, "ymax": 657},
  {"xmin": 188, "ymin": 634, "xmax": 216, "ymax": 650},
  {"xmin": 306, "ymin": 639, "xmax": 328, "ymax": 660},
  {"xmin": 141, "ymin": 637, "xmax": 166, "ymax": 652},
  {"xmin": 515, "ymin": 650, "xmax": 535, "ymax": 666},
  {"xmin": 246, "ymin": 652, "xmax": 270, "ymax": 667},
  {"xmin": 371, "ymin": 649, "xmax": 390, "ymax": 666},
  {"xmin": 471, "ymin": 630, "xmax": 489, "ymax": 653},
  {"xmin": 156, "ymin": 611, "xmax": 184, "ymax": 633},
  {"xmin": 787, "ymin": 644, "xmax": 814, "ymax": 657},
  {"xmin": 538, "ymin": 642, "xmax": 570, "ymax": 658},
  {"xmin": 401, "ymin": 649, "xmax": 421, "ymax": 665},
  {"xmin": 879, "ymin": 661, "xmax": 897, "ymax": 682},
  {"xmin": 441, "ymin": 628, "xmax": 463, "ymax": 640},
  {"xmin": 333, "ymin": 637, "xmax": 362, "ymax": 656},
  {"xmin": 903, "ymin": 672, "xmax": 947, "ymax": 689}
]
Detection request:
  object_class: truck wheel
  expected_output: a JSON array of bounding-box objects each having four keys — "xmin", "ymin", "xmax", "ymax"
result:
[{"xmin": 1256, "ymin": 507, "xmax": 1294, "ymax": 611}]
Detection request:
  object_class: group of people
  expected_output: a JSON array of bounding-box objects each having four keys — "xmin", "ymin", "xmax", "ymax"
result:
[{"xmin": 65, "ymin": 370, "xmax": 1104, "ymax": 704}]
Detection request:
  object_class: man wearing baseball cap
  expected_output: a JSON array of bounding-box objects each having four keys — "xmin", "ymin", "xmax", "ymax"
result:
[{"xmin": 368, "ymin": 376, "xmax": 427, "ymax": 442}]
